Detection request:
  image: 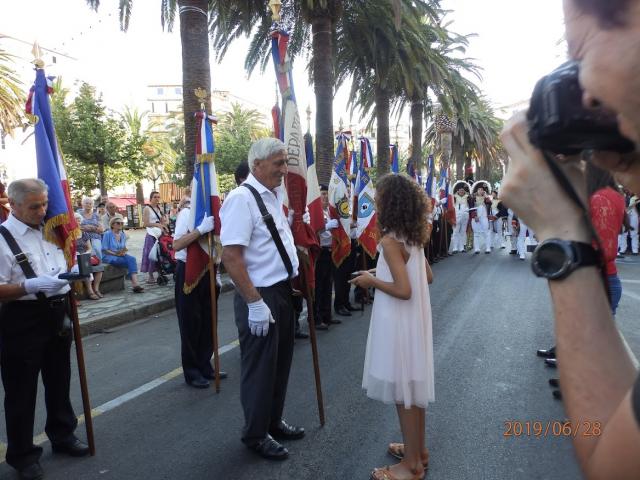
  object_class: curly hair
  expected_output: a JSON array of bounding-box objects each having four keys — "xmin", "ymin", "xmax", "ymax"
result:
[{"xmin": 375, "ymin": 173, "xmax": 431, "ymax": 247}]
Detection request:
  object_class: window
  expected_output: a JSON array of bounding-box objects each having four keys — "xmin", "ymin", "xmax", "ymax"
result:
[
  {"xmin": 156, "ymin": 87, "xmax": 164, "ymax": 96},
  {"xmin": 165, "ymin": 102, "xmax": 169, "ymax": 113},
  {"xmin": 151, "ymin": 102, "xmax": 155, "ymax": 113},
  {"xmin": 174, "ymin": 87, "xmax": 182, "ymax": 95},
  {"xmin": 52, "ymin": 56, "xmax": 57, "ymax": 64}
]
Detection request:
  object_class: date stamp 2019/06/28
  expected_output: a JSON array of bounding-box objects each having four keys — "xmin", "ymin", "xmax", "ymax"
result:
[{"xmin": 504, "ymin": 420, "xmax": 602, "ymax": 438}]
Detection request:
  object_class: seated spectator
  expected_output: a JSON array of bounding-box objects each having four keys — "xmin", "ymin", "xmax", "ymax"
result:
[
  {"xmin": 79, "ymin": 196, "xmax": 105, "ymax": 261},
  {"xmin": 102, "ymin": 215, "xmax": 144, "ymax": 293},
  {"xmin": 74, "ymin": 212, "xmax": 104, "ymax": 299}
]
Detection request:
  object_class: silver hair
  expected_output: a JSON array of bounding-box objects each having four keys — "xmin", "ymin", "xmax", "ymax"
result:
[
  {"xmin": 7, "ymin": 178, "xmax": 48, "ymax": 204},
  {"xmin": 81, "ymin": 196, "xmax": 94, "ymax": 206},
  {"xmin": 248, "ymin": 138, "xmax": 286, "ymax": 170}
]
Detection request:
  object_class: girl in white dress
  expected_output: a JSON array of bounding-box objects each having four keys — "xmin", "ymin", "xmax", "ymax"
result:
[{"xmin": 351, "ymin": 174, "xmax": 434, "ymax": 480}]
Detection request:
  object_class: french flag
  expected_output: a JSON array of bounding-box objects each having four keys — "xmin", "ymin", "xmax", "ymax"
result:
[
  {"xmin": 328, "ymin": 133, "xmax": 352, "ymax": 267},
  {"xmin": 27, "ymin": 68, "xmax": 79, "ymax": 266},
  {"xmin": 184, "ymin": 110, "xmax": 221, "ymax": 294}
]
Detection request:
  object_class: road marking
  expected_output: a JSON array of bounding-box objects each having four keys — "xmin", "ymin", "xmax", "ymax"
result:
[
  {"xmin": 620, "ymin": 279, "xmax": 640, "ymax": 284},
  {"xmin": 622, "ymin": 290, "xmax": 640, "ymax": 302},
  {"xmin": 0, "ymin": 339, "xmax": 241, "ymax": 464}
]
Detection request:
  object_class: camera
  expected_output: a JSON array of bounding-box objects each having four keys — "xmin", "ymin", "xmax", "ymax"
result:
[{"xmin": 527, "ymin": 61, "xmax": 634, "ymax": 155}]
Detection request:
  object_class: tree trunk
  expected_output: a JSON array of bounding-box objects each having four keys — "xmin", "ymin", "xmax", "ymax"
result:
[
  {"xmin": 410, "ymin": 100, "xmax": 423, "ymax": 173},
  {"xmin": 97, "ymin": 161, "xmax": 106, "ymax": 196},
  {"xmin": 311, "ymin": 15, "xmax": 334, "ymax": 185},
  {"xmin": 375, "ymin": 85, "xmax": 390, "ymax": 177},
  {"xmin": 452, "ymin": 136, "xmax": 464, "ymax": 180},
  {"xmin": 135, "ymin": 182, "xmax": 144, "ymax": 205},
  {"xmin": 179, "ymin": 0, "xmax": 212, "ymax": 183}
]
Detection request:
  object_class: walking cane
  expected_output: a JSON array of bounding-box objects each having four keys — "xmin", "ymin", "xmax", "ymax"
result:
[
  {"xmin": 67, "ymin": 290, "xmax": 95, "ymax": 455},
  {"xmin": 206, "ymin": 234, "xmax": 221, "ymax": 394},
  {"xmin": 299, "ymin": 256, "xmax": 326, "ymax": 426}
]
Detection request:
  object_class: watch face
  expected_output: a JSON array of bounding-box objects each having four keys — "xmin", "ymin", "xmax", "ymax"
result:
[{"xmin": 532, "ymin": 241, "xmax": 571, "ymax": 279}]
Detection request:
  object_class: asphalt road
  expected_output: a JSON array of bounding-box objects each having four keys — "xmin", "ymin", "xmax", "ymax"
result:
[{"xmin": 1, "ymin": 250, "xmax": 638, "ymax": 480}]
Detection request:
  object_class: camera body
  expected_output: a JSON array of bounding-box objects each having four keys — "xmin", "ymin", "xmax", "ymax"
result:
[{"xmin": 527, "ymin": 61, "xmax": 634, "ymax": 155}]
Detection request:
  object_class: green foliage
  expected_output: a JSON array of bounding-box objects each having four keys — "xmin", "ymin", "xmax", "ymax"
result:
[
  {"xmin": 0, "ymin": 47, "xmax": 25, "ymax": 134},
  {"xmin": 214, "ymin": 103, "xmax": 270, "ymax": 175},
  {"xmin": 218, "ymin": 173, "xmax": 237, "ymax": 196}
]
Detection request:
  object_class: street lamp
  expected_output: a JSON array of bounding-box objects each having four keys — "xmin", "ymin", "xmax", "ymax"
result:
[{"xmin": 306, "ymin": 104, "xmax": 312, "ymax": 133}]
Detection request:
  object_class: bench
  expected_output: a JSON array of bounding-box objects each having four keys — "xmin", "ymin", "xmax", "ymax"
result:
[{"xmin": 74, "ymin": 264, "xmax": 128, "ymax": 299}]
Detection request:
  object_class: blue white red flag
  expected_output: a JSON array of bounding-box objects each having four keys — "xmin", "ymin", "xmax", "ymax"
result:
[
  {"xmin": 390, "ymin": 144, "xmax": 399, "ymax": 174},
  {"xmin": 271, "ymin": 28, "xmax": 321, "ymax": 287},
  {"xmin": 329, "ymin": 133, "xmax": 352, "ymax": 266},
  {"xmin": 438, "ymin": 166, "xmax": 449, "ymax": 207},
  {"xmin": 184, "ymin": 110, "xmax": 221, "ymax": 294},
  {"xmin": 26, "ymin": 68, "xmax": 79, "ymax": 266},
  {"xmin": 356, "ymin": 137, "xmax": 378, "ymax": 258},
  {"xmin": 406, "ymin": 159, "xmax": 419, "ymax": 183},
  {"xmin": 425, "ymin": 154, "xmax": 435, "ymax": 197}
]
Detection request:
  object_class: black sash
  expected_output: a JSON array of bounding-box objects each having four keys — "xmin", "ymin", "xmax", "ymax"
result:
[
  {"xmin": 242, "ymin": 184, "xmax": 294, "ymax": 279},
  {"xmin": 0, "ymin": 225, "xmax": 46, "ymax": 301}
]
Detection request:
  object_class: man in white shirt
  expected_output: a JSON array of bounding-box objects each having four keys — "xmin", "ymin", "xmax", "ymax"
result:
[
  {"xmin": 220, "ymin": 138, "xmax": 304, "ymax": 461},
  {"xmin": 314, "ymin": 184, "xmax": 337, "ymax": 330},
  {"xmin": 101, "ymin": 201, "xmax": 118, "ymax": 231},
  {"xmin": 172, "ymin": 206, "xmax": 227, "ymax": 389},
  {"xmin": 0, "ymin": 179, "xmax": 89, "ymax": 480}
]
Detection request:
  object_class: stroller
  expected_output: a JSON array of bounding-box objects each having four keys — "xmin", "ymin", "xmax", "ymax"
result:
[{"xmin": 156, "ymin": 233, "xmax": 176, "ymax": 286}]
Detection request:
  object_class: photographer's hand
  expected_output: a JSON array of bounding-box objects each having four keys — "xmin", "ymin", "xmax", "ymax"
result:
[{"xmin": 500, "ymin": 111, "xmax": 590, "ymax": 243}]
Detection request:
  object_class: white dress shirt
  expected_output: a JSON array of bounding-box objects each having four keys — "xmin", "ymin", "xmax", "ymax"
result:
[
  {"xmin": 172, "ymin": 208, "xmax": 190, "ymax": 263},
  {"xmin": 0, "ymin": 214, "xmax": 70, "ymax": 299},
  {"xmin": 319, "ymin": 208, "xmax": 332, "ymax": 248},
  {"xmin": 220, "ymin": 173, "xmax": 299, "ymax": 287}
]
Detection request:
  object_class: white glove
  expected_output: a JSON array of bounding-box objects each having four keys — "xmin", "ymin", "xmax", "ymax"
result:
[
  {"xmin": 216, "ymin": 270, "xmax": 222, "ymax": 288},
  {"xmin": 247, "ymin": 299, "xmax": 275, "ymax": 337},
  {"xmin": 325, "ymin": 219, "xmax": 339, "ymax": 230},
  {"xmin": 24, "ymin": 272, "xmax": 69, "ymax": 295},
  {"xmin": 302, "ymin": 208, "xmax": 311, "ymax": 225},
  {"xmin": 197, "ymin": 216, "xmax": 215, "ymax": 235}
]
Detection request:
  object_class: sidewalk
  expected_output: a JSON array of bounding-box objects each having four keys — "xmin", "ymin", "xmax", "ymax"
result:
[{"xmin": 76, "ymin": 228, "xmax": 234, "ymax": 336}]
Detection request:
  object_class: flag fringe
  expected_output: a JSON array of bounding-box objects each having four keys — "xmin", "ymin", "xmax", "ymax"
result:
[
  {"xmin": 43, "ymin": 212, "xmax": 81, "ymax": 267},
  {"xmin": 183, "ymin": 264, "xmax": 210, "ymax": 295}
]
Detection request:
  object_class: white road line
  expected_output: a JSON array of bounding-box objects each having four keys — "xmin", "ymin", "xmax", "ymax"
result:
[
  {"xmin": 620, "ymin": 279, "xmax": 640, "ymax": 284},
  {"xmin": 622, "ymin": 290, "xmax": 640, "ymax": 302},
  {"xmin": 0, "ymin": 339, "xmax": 241, "ymax": 464}
]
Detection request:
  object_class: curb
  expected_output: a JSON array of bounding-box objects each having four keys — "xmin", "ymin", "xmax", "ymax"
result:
[{"xmin": 77, "ymin": 279, "xmax": 236, "ymax": 337}]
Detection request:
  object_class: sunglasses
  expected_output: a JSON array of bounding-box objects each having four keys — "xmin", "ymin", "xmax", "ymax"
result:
[{"xmin": 112, "ymin": 222, "xmax": 123, "ymax": 225}]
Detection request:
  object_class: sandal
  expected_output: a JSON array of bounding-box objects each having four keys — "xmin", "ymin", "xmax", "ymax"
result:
[
  {"xmin": 370, "ymin": 466, "xmax": 424, "ymax": 480},
  {"xmin": 133, "ymin": 286, "xmax": 145, "ymax": 293},
  {"xmin": 388, "ymin": 443, "xmax": 429, "ymax": 467},
  {"xmin": 88, "ymin": 293, "xmax": 100, "ymax": 300},
  {"xmin": 95, "ymin": 291, "xmax": 104, "ymax": 298}
]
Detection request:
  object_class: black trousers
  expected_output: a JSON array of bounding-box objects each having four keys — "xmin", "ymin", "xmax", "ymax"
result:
[
  {"xmin": 332, "ymin": 240, "xmax": 356, "ymax": 310},
  {"xmin": 175, "ymin": 261, "xmax": 218, "ymax": 382},
  {"xmin": 234, "ymin": 281, "xmax": 295, "ymax": 445},
  {"xmin": 314, "ymin": 248, "xmax": 333, "ymax": 324},
  {"xmin": 0, "ymin": 298, "xmax": 77, "ymax": 469}
]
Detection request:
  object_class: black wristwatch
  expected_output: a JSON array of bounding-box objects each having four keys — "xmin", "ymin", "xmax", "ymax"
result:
[{"xmin": 531, "ymin": 239, "xmax": 599, "ymax": 280}]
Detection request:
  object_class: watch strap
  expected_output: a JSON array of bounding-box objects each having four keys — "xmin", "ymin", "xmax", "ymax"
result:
[{"xmin": 572, "ymin": 241, "xmax": 599, "ymax": 268}]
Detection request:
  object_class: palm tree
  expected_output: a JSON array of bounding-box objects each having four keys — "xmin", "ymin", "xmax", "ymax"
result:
[
  {"xmin": 335, "ymin": 0, "xmax": 444, "ymax": 176},
  {"xmin": 85, "ymin": 0, "xmax": 258, "ymax": 182},
  {"xmin": 0, "ymin": 47, "xmax": 25, "ymax": 135}
]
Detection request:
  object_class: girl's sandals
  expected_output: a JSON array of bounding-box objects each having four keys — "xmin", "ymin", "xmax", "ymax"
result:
[
  {"xmin": 370, "ymin": 466, "xmax": 425, "ymax": 480},
  {"xmin": 387, "ymin": 443, "xmax": 429, "ymax": 467},
  {"xmin": 87, "ymin": 293, "xmax": 100, "ymax": 300},
  {"xmin": 95, "ymin": 291, "xmax": 104, "ymax": 298}
]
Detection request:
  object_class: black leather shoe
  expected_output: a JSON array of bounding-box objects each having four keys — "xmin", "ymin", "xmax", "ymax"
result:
[
  {"xmin": 186, "ymin": 377, "xmax": 210, "ymax": 389},
  {"xmin": 328, "ymin": 318, "xmax": 342, "ymax": 325},
  {"xmin": 344, "ymin": 303, "xmax": 357, "ymax": 312},
  {"xmin": 335, "ymin": 307, "xmax": 352, "ymax": 316},
  {"xmin": 294, "ymin": 331, "xmax": 309, "ymax": 339},
  {"xmin": 52, "ymin": 437, "xmax": 90, "ymax": 457},
  {"xmin": 537, "ymin": 347, "xmax": 556, "ymax": 358},
  {"xmin": 269, "ymin": 420, "xmax": 305, "ymax": 440},
  {"xmin": 203, "ymin": 371, "xmax": 228, "ymax": 380},
  {"xmin": 315, "ymin": 323, "xmax": 329, "ymax": 330},
  {"xmin": 549, "ymin": 378, "xmax": 559, "ymax": 388},
  {"xmin": 545, "ymin": 358, "xmax": 557, "ymax": 368},
  {"xmin": 248, "ymin": 435, "xmax": 289, "ymax": 460},
  {"xmin": 18, "ymin": 462, "xmax": 43, "ymax": 480},
  {"xmin": 552, "ymin": 389, "xmax": 562, "ymax": 400}
]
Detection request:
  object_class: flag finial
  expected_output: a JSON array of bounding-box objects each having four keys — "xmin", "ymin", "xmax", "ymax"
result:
[
  {"xmin": 269, "ymin": 0, "xmax": 282, "ymax": 22},
  {"xmin": 194, "ymin": 87, "xmax": 208, "ymax": 110},
  {"xmin": 31, "ymin": 42, "xmax": 45, "ymax": 69}
]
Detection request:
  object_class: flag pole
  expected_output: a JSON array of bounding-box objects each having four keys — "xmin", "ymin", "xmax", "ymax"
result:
[
  {"xmin": 68, "ymin": 292, "xmax": 96, "ymax": 455},
  {"xmin": 299, "ymin": 255, "xmax": 325, "ymax": 426}
]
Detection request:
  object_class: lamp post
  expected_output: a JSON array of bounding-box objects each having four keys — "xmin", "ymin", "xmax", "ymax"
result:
[{"xmin": 306, "ymin": 104, "xmax": 312, "ymax": 133}]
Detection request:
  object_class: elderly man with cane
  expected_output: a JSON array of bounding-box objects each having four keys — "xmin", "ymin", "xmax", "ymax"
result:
[{"xmin": 221, "ymin": 138, "xmax": 305, "ymax": 461}]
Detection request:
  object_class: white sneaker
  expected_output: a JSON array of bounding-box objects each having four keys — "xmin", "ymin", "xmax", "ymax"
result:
[{"xmin": 519, "ymin": 254, "xmax": 526, "ymax": 260}]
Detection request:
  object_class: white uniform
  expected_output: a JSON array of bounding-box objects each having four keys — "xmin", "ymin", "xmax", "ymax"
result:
[
  {"xmin": 449, "ymin": 193, "xmax": 469, "ymax": 253},
  {"xmin": 517, "ymin": 220, "xmax": 537, "ymax": 260},
  {"xmin": 471, "ymin": 194, "xmax": 491, "ymax": 253},
  {"xmin": 490, "ymin": 199, "xmax": 503, "ymax": 250},
  {"xmin": 620, "ymin": 195, "xmax": 639, "ymax": 254}
]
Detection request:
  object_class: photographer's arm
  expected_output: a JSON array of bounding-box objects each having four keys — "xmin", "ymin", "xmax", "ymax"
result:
[
  {"xmin": 549, "ymin": 268, "xmax": 640, "ymax": 478},
  {"xmin": 501, "ymin": 112, "xmax": 640, "ymax": 478}
]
